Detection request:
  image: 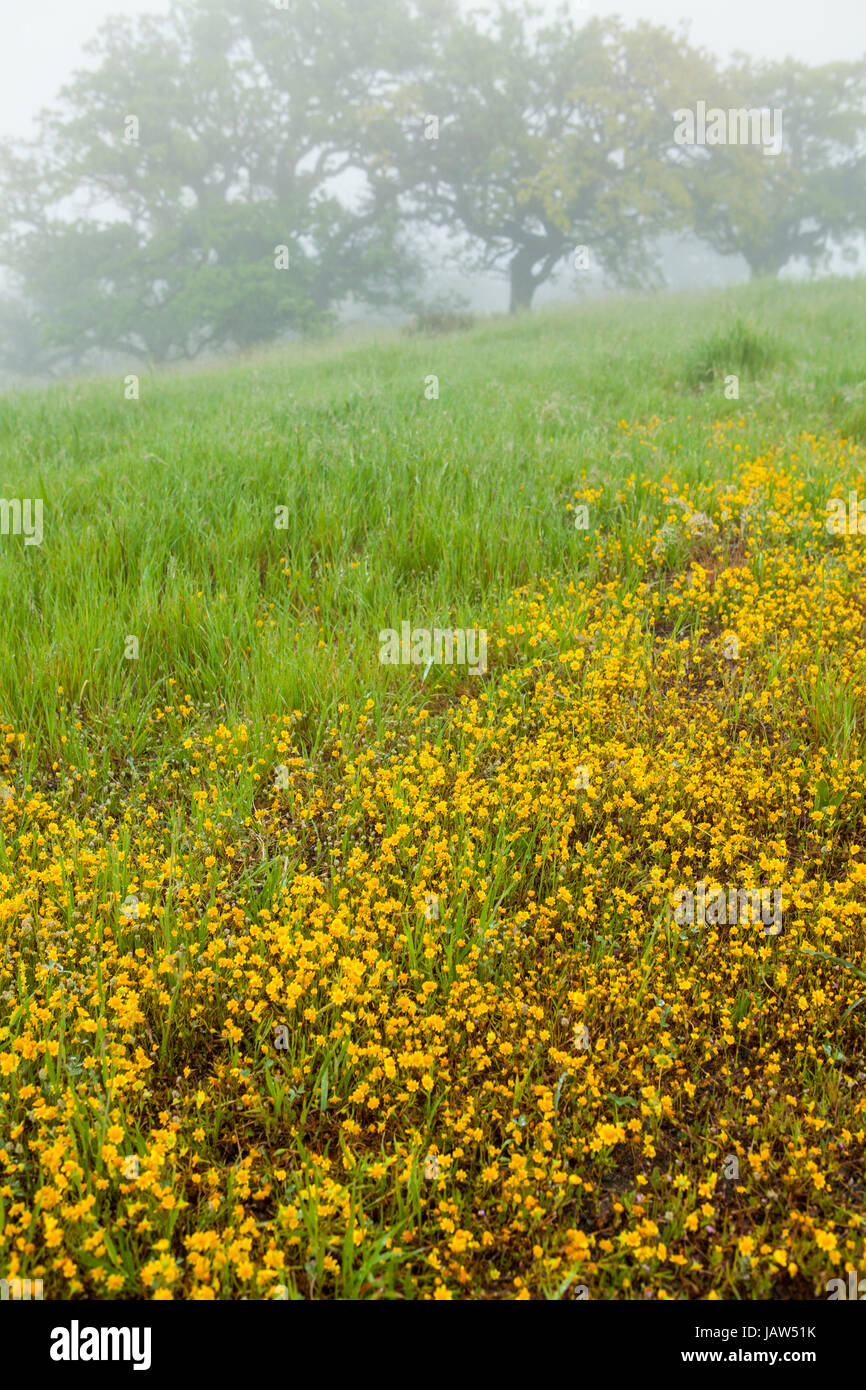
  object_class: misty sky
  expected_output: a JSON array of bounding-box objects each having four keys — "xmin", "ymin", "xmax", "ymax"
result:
[{"xmin": 2, "ymin": 0, "xmax": 866, "ymax": 142}]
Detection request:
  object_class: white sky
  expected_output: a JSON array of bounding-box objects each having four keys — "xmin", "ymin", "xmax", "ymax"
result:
[{"xmin": 1, "ymin": 0, "xmax": 865, "ymax": 141}]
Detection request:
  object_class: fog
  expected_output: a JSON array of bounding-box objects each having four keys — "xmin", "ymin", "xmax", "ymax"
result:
[
  {"xmin": 3, "ymin": 0, "xmax": 866, "ymax": 142},
  {"xmin": 0, "ymin": 0, "xmax": 864, "ymax": 379}
]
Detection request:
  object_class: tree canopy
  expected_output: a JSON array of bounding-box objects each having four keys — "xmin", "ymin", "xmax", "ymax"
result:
[{"xmin": 0, "ymin": 0, "xmax": 863, "ymax": 374}]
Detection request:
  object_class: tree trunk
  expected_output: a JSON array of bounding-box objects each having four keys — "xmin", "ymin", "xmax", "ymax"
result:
[
  {"xmin": 509, "ymin": 248, "xmax": 537, "ymax": 313},
  {"xmin": 745, "ymin": 248, "xmax": 787, "ymax": 279}
]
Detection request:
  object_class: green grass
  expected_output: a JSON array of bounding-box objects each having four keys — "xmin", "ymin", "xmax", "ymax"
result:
[
  {"xmin": 2, "ymin": 274, "xmax": 866, "ymax": 1301},
  {"xmin": 681, "ymin": 314, "xmax": 785, "ymax": 388},
  {"xmin": 1, "ymin": 274, "xmax": 865, "ymax": 783}
]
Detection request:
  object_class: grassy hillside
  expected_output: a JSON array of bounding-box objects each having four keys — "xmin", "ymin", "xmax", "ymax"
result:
[
  {"xmin": 1, "ymin": 276, "xmax": 865, "ymax": 772},
  {"xmin": 1, "ymin": 277, "xmax": 865, "ymax": 1299}
]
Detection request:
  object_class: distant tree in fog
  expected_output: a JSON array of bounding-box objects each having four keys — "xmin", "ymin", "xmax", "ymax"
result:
[
  {"xmin": 0, "ymin": 0, "xmax": 429, "ymax": 371},
  {"xmin": 0, "ymin": 0, "xmax": 864, "ymax": 375},
  {"xmin": 682, "ymin": 56, "xmax": 866, "ymax": 278},
  {"xmin": 364, "ymin": 9, "xmax": 715, "ymax": 311}
]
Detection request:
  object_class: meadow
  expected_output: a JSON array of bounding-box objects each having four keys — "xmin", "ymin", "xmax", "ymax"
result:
[{"xmin": 1, "ymin": 276, "xmax": 865, "ymax": 1299}]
